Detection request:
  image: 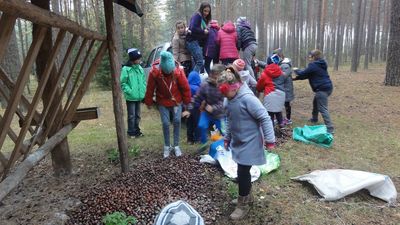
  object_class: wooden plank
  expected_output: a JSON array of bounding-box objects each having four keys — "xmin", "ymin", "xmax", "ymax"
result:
[
  {"xmin": 0, "ymin": 123, "xmax": 75, "ymax": 201},
  {"xmin": 61, "ymin": 39, "xmax": 95, "ymax": 120},
  {"xmin": 104, "ymin": 0, "xmax": 129, "ymax": 173},
  {"xmin": 0, "ymin": 67, "xmax": 40, "ymax": 134},
  {"xmin": 0, "ymin": 0, "xmax": 105, "ymax": 41},
  {"xmin": 0, "ymin": 13, "xmax": 16, "ymax": 61},
  {"xmin": 0, "ymin": 114, "xmax": 17, "ymax": 143},
  {"xmin": 23, "ymin": 35, "xmax": 79, "ymax": 156},
  {"xmin": 71, "ymin": 107, "xmax": 100, "ymax": 122},
  {"xmin": 1, "ymin": 30, "xmax": 66, "ymax": 179},
  {"xmin": 0, "ymin": 26, "xmax": 46, "ymax": 155},
  {"xmin": 63, "ymin": 41, "xmax": 107, "ymax": 124}
]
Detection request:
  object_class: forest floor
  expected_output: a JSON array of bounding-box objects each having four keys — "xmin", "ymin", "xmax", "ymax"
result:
[{"xmin": 0, "ymin": 64, "xmax": 399, "ymax": 225}]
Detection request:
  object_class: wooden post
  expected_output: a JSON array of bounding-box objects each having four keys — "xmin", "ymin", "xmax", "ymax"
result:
[
  {"xmin": 0, "ymin": 13, "xmax": 16, "ymax": 61},
  {"xmin": 103, "ymin": 0, "xmax": 129, "ymax": 173}
]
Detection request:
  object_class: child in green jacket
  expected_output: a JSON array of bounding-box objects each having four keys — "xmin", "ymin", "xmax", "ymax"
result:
[{"xmin": 120, "ymin": 48, "xmax": 147, "ymax": 138}]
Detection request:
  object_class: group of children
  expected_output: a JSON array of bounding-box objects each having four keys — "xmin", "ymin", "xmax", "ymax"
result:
[{"xmin": 120, "ymin": 1, "xmax": 334, "ymax": 221}]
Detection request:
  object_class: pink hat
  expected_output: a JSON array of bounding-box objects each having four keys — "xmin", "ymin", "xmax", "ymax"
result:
[{"xmin": 233, "ymin": 59, "xmax": 245, "ymax": 71}]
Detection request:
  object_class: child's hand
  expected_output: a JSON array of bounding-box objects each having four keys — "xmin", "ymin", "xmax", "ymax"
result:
[
  {"xmin": 205, "ymin": 104, "xmax": 213, "ymax": 113},
  {"xmin": 292, "ymin": 67, "xmax": 299, "ymax": 71},
  {"xmin": 265, "ymin": 142, "xmax": 275, "ymax": 150},
  {"xmin": 182, "ymin": 110, "xmax": 190, "ymax": 118},
  {"xmin": 199, "ymin": 101, "xmax": 206, "ymax": 111},
  {"xmin": 224, "ymin": 139, "xmax": 230, "ymax": 150}
]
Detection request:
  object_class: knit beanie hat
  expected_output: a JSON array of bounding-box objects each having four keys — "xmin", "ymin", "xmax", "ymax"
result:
[
  {"xmin": 236, "ymin": 16, "xmax": 247, "ymax": 24},
  {"xmin": 233, "ymin": 59, "xmax": 246, "ymax": 71},
  {"xmin": 127, "ymin": 48, "xmax": 142, "ymax": 61},
  {"xmin": 160, "ymin": 51, "xmax": 175, "ymax": 74}
]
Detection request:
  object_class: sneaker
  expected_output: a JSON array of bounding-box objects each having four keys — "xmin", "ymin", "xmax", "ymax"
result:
[
  {"xmin": 283, "ymin": 118, "xmax": 292, "ymax": 125},
  {"xmin": 327, "ymin": 128, "xmax": 335, "ymax": 134},
  {"xmin": 163, "ymin": 146, "xmax": 171, "ymax": 158},
  {"xmin": 174, "ymin": 146, "xmax": 183, "ymax": 157},
  {"xmin": 135, "ymin": 132, "xmax": 144, "ymax": 137}
]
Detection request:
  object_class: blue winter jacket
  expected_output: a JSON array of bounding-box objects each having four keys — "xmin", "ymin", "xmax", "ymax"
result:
[
  {"xmin": 294, "ymin": 59, "xmax": 333, "ymax": 92},
  {"xmin": 188, "ymin": 71, "xmax": 201, "ymax": 97}
]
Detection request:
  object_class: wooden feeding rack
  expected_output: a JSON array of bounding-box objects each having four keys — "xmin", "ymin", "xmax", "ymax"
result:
[{"xmin": 0, "ymin": 0, "xmax": 130, "ymax": 201}]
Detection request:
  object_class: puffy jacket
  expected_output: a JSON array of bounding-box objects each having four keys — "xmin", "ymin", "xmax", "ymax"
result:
[
  {"xmin": 172, "ymin": 32, "xmax": 191, "ymax": 63},
  {"xmin": 204, "ymin": 25, "xmax": 219, "ymax": 59},
  {"xmin": 256, "ymin": 63, "xmax": 284, "ymax": 95},
  {"xmin": 236, "ymin": 24, "xmax": 257, "ymax": 50},
  {"xmin": 120, "ymin": 64, "xmax": 146, "ymax": 101},
  {"xmin": 144, "ymin": 59, "xmax": 191, "ymax": 107},
  {"xmin": 216, "ymin": 21, "xmax": 239, "ymax": 60},
  {"xmin": 294, "ymin": 59, "xmax": 333, "ymax": 92},
  {"xmin": 194, "ymin": 80, "xmax": 225, "ymax": 119}
]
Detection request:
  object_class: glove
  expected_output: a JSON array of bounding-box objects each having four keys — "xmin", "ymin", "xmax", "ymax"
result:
[
  {"xmin": 265, "ymin": 142, "xmax": 275, "ymax": 150},
  {"xmin": 224, "ymin": 139, "xmax": 230, "ymax": 150}
]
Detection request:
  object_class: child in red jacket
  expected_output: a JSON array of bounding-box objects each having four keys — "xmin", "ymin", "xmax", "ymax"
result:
[{"xmin": 144, "ymin": 51, "xmax": 191, "ymax": 158}]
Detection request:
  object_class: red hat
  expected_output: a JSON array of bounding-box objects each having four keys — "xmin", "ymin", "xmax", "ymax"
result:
[{"xmin": 233, "ymin": 59, "xmax": 245, "ymax": 71}]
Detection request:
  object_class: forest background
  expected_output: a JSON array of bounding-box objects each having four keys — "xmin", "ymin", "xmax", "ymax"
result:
[{"xmin": 0, "ymin": 0, "xmax": 394, "ymax": 94}]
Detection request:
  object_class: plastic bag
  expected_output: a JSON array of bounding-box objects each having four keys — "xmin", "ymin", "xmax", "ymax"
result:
[
  {"xmin": 257, "ymin": 150, "xmax": 281, "ymax": 175},
  {"xmin": 293, "ymin": 125, "xmax": 333, "ymax": 148},
  {"xmin": 292, "ymin": 169, "xmax": 397, "ymax": 204}
]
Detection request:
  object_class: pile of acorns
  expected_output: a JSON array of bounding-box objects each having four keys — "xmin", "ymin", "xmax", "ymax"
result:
[{"xmin": 67, "ymin": 156, "xmax": 226, "ymax": 225}]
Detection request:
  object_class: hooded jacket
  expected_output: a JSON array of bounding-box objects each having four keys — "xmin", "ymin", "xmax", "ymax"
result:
[
  {"xmin": 256, "ymin": 63, "xmax": 285, "ymax": 95},
  {"xmin": 194, "ymin": 79, "xmax": 225, "ymax": 119},
  {"xmin": 294, "ymin": 59, "xmax": 333, "ymax": 92},
  {"xmin": 225, "ymin": 84, "xmax": 275, "ymax": 166},
  {"xmin": 216, "ymin": 21, "xmax": 239, "ymax": 60},
  {"xmin": 144, "ymin": 59, "xmax": 191, "ymax": 107},
  {"xmin": 204, "ymin": 23, "xmax": 220, "ymax": 59},
  {"xmin": 188, "ymin": 71, "xmax": 201, "ymax": 97},
  {"xmin": 120, "ymin": 64, "xmax": 146, "ymax": 101},
  {"xmin": 236, "ymin": 22, "xmax": 257, "ymax": 50}
]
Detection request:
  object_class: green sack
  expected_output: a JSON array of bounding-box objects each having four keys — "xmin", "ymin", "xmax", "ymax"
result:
[
  {"xmin": 293, "ymin": 125, "xmax": 334, "ymax": 148},
  {"xmin": 258, "ymin": 151, "xmax": 280, "ymax": 175}
]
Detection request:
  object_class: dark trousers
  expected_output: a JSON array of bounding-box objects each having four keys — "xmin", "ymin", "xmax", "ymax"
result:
[
  {"xmin": 238, "ymin": 164, "xmax": 252, "ymax": 196},
  {"xmin": 126, "ymin": 101, "xmax": 141, "ymax": 136},
  {"xmin": 284, "ymin": 101, "xmax": 292, "ymax": 120},
  {"xmin": 204, "ymin": 56, "xmax": 219, "ymax": 75},
  {"xmin": 181, "ymin": 60, "xmax": 192, "ymax": 77},
  {"xmin": 187, "ymin": 108, "xmax": 200, "ymax": 142},
  {"xmin": 268, "ymin": 111, "xmax": 283, "ymax": 127},
  {"xmin": 312, "ymin": 90, "xmax": 334, "ymax": 132},
  {"xmin": 221, "ymin": 58, "xmax": 236, "ymax": 66}
]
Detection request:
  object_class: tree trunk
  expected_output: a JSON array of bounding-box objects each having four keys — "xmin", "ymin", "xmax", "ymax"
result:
[
  {"xmin": 103, "ymin": 0, "xmax": 130, "ymax": 172},
  {"xmin": 257, "ymin": 0, "xmax": 265, "ymax": 59},
  {"xmin": 384, "ymin": 0, "xmax": 400, "ymax": 86},
  {"xmin": 364, "ymin": 0, "xmax": 373, "ymax": 70},
  {"xmin": 31, "ymin": 0, "xmax": 72, "ymax": 176},
  {"xmin": 334, "ymin": 0, "xmax": 344, "ymax": 71},
  {"xmin": 351, "ymin": 0, "xmax": 363, "ymax": 72}
]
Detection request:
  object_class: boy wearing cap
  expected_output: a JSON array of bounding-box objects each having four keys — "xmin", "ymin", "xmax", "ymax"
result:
[
  {"xmin": 144, "ymin": 51, "xmax": 191, "ymax": 158},
  {"xmin": 293, "ymin": 49, "xmax": 334, "ymax": 134},
  {"xmin": 121, "ymin": 48, "xmax": 146, "ymax": 138}
]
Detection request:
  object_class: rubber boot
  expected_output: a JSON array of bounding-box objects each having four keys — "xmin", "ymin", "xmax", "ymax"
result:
[
  {"xmin": 230, "ymin": 194, "xmax": 251, "ymax": 220},
  {"xmin": 163, "ymin": 146, "xmax": 170, "ymax": 158}
]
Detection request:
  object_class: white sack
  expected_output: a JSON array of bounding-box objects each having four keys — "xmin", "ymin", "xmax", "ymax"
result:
[{"xmin": 292, "ymin": 169, "xmax": 397, "ymax": 204}]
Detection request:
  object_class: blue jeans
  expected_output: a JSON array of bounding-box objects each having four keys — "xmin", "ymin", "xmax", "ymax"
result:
[
  {"xmin": 158, "ymin": 105, "xmax": 182, "ymax": 146},
  {"xmin": 198, "ymin": 112, "xmax": 222, "ymax": 144},
  {"xmin": 186, "ymin": 40, "xmax": 204, "ymax": 73},
  {"xmin": 312, "ymin": 90, "xmax": 334, "ymax": 132},
  {"xmin": 126, "ymin": 101, "xmax": 141, "ymax": 136}
]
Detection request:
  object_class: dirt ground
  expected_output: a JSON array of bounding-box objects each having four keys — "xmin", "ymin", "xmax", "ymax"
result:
[{"xmin": 0, "ymin": 65, "xmax": 399, "ymax": 225}]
